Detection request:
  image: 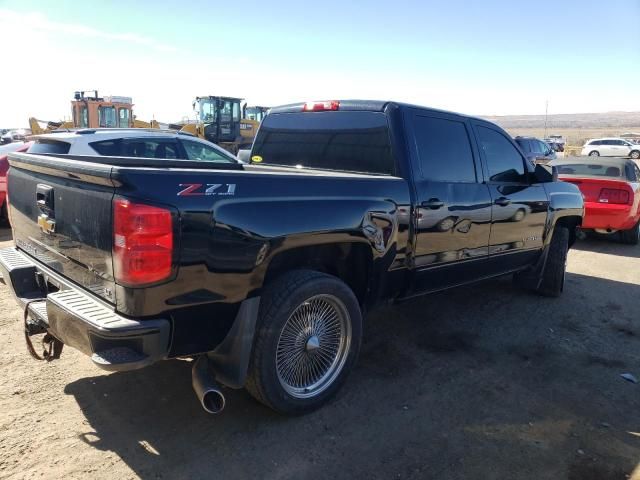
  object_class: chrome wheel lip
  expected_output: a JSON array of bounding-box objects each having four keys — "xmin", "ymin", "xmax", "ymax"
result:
[{"xmin": 275, "ymin": 294, "xmax": 351, "ymax": 399}]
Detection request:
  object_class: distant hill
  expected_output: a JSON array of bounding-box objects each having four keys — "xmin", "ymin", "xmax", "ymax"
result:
[{"xmin": 481, "ymin": 111, "xmax": 640, "ymax": 130}]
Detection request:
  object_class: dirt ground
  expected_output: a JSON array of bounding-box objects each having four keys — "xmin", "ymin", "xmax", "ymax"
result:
[{"xmin": 0, "ymin": 227, "xmax": 639, "ymax": 480}]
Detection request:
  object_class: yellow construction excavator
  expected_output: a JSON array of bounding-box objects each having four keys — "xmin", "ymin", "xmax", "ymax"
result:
[{"xmin": 178, "ymin": 96, "xmax": 268, "ymax": 154}]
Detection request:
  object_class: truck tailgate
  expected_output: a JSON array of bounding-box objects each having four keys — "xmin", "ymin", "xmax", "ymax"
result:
[{"xmin": 8, "ymin": 152, "xmax": 116, "ymax": 302}]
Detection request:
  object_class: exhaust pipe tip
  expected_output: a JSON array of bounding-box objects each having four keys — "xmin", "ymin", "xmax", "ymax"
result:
[
  {"xmin": 192, "ymin": 355, "xmax": 226, "ymax": 414},
  {"xmin": 200, "ymin": 388, "xmax": 226, "ymax": 414}
]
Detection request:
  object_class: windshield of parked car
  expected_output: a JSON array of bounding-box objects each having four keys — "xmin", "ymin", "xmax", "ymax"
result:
[
  {"xmin": 251, "ymin": 111, "xmax": 395, "ymax": 175},
  {"xmin": 555, "ymin": 162, "xmax": 625, "ymax": 179}
]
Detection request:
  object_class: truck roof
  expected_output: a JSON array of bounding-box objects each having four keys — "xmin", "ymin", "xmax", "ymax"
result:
[{"xmin": 269, "ymin": 99, "xmax": 488, "ymax": 123}]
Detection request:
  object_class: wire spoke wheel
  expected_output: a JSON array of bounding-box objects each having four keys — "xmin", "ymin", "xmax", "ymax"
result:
[{"xmin": 276, "ymin": 294, "xmax": 351, "ymax": 398}]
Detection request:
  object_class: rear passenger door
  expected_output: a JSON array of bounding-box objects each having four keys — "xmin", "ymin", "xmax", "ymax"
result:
[
  {"xmin": 406, "ymin": 110, "xmax": 493, "ymax": 292},
  {"xmin": 472, "ymin": 123, "xmax": 549, "ymax": 272}
]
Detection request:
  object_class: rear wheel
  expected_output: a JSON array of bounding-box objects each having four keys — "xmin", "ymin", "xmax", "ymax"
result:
[
  {"xmin": 589, "ymin": 150, "xmax": 600, "ymax": 157},
  {"xmin": 630, "ymin": 150, "xmax": 640, "ymax": 160},
  {"xmin": 246, "ymin": 270, "xmax": 362, "ymax": 414},
  {"xmin": 536, "ymin": 226, "xmax": 569, "ymax": 297},
  {"xmin": 620, "ymin": 221, "xmax": 640, "ymax": 245}
]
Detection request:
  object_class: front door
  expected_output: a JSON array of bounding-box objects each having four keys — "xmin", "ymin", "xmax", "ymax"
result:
[
  {"xmin": 407, "ymin": 110, "xmax": 492, "ymax": 293},
  {"xmin": 473, "ymin": 124, "xmax": 549, "ymax": 272}
]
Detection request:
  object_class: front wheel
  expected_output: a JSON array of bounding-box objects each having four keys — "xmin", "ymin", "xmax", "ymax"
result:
[
  {"xmin": 589, "ymin": 150, "xmax": 600, "ymax": 157},
  {"xmin": 246, "ymin": 270, "xmax": 362, "ymax": 414},
  {"xmin": 620, "ymin": 221, "xmax": 640, "ymax": 245},
  {"xmin": 536, "ymin": 226, "xmax": 569, "ymax": 297}
]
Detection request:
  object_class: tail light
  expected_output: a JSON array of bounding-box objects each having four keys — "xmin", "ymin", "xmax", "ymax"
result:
[
  {"xmin": 302, "ymin": 100, "xmax": 340, "ymax": 112},
  {"xmin": 598, "ymin": 188, "xmax": 630, "ymax": 205},
  {"xmin": 113, "ymin": 198, "xmax": 173, "ymax": 285}
]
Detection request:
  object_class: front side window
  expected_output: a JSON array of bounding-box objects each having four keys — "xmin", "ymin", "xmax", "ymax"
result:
[
  {"xmin": 118, "ymin": 108, "xmax": 130, "ymax": 128},
  {"xmin": 98, "ymin": 106, "xmax": 117, "ymax": 127},
  {"xmin": 413, "ymin": 115, "xmax": 476, "ymax": 182},
  {"xmin": 477, "ymin": 126, "xmax": 526, "ymax": 183},
  {"xmin": 181, "ymin": 140, "xmax": 236, "ymax": 163}
]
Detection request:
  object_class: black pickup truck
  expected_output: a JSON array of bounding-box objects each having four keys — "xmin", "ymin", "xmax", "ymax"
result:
[{"xmin": 1, "ymin": 100, "xmax": 583, "ymax": 415}]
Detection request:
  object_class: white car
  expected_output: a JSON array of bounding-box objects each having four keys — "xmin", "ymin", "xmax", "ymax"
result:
[
  {"xmin": 26, "ymin": 128, "xmax": 239, "ymax": 163},
  {"xmin": 581, "ymin": 138, "xmax": 640, "ymax": 159}
]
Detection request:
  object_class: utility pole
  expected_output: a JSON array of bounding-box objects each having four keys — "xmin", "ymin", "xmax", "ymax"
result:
[{"xmin": 543, "ymin": 100, "xmax": 548, "ymax": 139}]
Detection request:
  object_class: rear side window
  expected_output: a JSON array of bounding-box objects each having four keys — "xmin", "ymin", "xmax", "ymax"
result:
[
  {"xmin": 413, "ymin": 115, "xmax": 476, "ymax": 182},
  {"xmin": 90, "ymin": 138, "xmax": 181, "ymax": 158},
  {"xmin": 477, "ymin": 126, "xmax": 527, "ymax": 183},
  {"xmin": 123, "ymin": 139, "xmax": 179, "ymax": 158},
  {"xmin": 252, "ymin": 111, "xmax": 394, "ymax": 175},
  {"xmin": 28, "ymin": 140, "xmax": 71, "ymax": 154},
  {"xmin": 588, "ymin": 140, "xmax": 601, "ymax": 146}
]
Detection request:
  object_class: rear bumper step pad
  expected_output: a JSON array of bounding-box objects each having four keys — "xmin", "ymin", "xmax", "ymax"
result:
[{"xmin": 0, "ymin": 247, "xmax": 170, "ymax": 371}]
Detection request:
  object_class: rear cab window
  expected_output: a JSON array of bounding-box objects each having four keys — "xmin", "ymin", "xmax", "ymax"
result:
[{"xmin": 251, "ymin": 111, "xmax": 395, "ymax": 175}]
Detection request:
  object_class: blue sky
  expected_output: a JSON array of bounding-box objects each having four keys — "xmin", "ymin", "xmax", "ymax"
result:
[{"xmin": 0, "ymin": 0, "xmax": 638, "ymax": 126}]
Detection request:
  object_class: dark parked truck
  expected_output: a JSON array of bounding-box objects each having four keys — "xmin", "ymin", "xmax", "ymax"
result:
[{"xmin": 1, "ymin": 100, "xmax": 583, "ymax": 414}]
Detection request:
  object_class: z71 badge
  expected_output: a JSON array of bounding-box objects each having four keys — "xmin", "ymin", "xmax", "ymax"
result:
[{"xmin": 177, "ymin": 183, "xmax": 236, "ymax": 196}]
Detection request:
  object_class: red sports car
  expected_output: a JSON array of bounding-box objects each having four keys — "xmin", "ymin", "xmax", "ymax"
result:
[
  {"xmin": 554, "ymin": 157, "xmax": 640, "ymax": 244},
  {"xmin": 0, "ymin": 141, "xmax": 32, "ymax": 220}
]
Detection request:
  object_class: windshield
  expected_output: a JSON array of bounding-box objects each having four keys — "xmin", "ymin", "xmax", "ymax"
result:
[
  {"xmin": 251, "ymin": 111, "xmax": 395, "ymax": 175},
  {"xmin": 555, "ymin": 162, "xmax": 625, "ymax": 179},
  {"xmin": 199, "ymin": 98, "xmax": 217, "ymax": 123}
]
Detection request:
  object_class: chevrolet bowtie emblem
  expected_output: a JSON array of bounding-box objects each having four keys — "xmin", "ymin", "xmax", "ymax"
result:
[{"xmin": 37, "ymin": 214, "xmax": 56, "ymax": 234}]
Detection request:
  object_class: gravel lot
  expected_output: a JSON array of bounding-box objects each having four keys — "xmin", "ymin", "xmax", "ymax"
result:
[{"xmin": 0, "ymin": 227, "xmax": 639, "ymax": 480}]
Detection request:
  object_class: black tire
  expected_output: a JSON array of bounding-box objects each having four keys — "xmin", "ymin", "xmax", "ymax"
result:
[
  {"xmin": 536, "ymin": 226, "xmax": 569, "ymax": 297},
  {"xmin": 588, "ymin": 150, "xmax": 600, "ymax": 157},
  {"xmin": 245, "ymin": 270, "xmax": 362, "ymax": 414},
  {"xmin": 630, "ymin": 150, "xmax": 640, "ymax": 160},
  {"xmin": 620, "ymin": 221, "xmax": 640, "ymax": 245}
]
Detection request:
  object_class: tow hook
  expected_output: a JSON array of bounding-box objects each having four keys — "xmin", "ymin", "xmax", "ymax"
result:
[{"xmin": 23, "ymin": 300, "xmax": 63, "ymax": 361}]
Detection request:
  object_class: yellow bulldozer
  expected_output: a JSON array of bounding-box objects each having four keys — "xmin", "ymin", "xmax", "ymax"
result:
[
  {"xmin": 178, "ymin": 96, "xmax": 268, "ymax": 154},
  {"xmin": 29, "ymin": 90, "xmax": 159, "ymax": 135}
]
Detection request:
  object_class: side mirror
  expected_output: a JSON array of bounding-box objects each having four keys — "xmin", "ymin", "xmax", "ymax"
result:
[{"xmin": 533, "ymin": 163, "xmax": 556, "ymax": 183}]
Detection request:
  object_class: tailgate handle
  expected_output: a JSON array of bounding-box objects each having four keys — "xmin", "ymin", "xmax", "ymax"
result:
[{"xmin": 36, "ymin": 184, "xmax": 54, "ymax": 212}]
